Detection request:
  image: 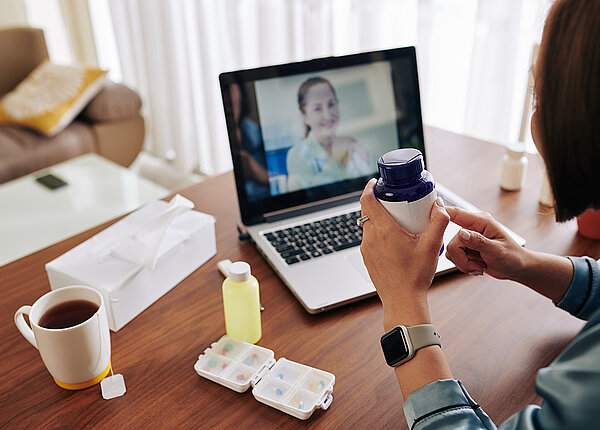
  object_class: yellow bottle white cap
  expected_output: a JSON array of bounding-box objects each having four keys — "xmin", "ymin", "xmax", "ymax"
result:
[{"xmin": 229, "ymin": 261, "xmax": 251, "ymax": 282}]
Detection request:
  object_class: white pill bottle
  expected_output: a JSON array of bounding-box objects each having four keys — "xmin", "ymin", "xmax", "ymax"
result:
[{"xmin": 374, "ymin": 148, "xmax": 440, "ymax": 249}]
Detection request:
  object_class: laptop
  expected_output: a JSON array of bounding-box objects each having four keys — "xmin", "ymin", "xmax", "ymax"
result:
[{"xmin": 220, "ymin": 47, "xmax": 525, "ymax": 314}]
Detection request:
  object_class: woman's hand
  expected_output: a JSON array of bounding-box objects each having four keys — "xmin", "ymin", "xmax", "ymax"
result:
[
  {"xmin": 444, "ymin": 207, "xmax": 527, "ymax": 279},
  {"xmin": 330, "ymin": 137, "xmax": 353, "ymax": 166},
  {"xmin": 445, "ymin": 207, "xmax": 573, "ymax": 302},
  {"xmin": 361, "ymin": 179, "xmax": 454, "ymax": 398},
  {"xmin": 331, "ymin": 137, "xmax": 368, "ymax": 168},
  {"xmin": 359, "ymin": 179, "xmax": 449, "ymax": 321}
]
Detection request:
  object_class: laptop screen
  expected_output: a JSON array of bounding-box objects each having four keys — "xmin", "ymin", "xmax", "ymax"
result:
[{"xmin": 220, "ymin": 47, "xmax": 425, "ymax": 225}]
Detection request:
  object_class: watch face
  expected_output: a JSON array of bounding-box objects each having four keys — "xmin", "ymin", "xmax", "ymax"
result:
[{"xmin": 381, "ymin": 327, "xmax": 410, "ymax": 367}]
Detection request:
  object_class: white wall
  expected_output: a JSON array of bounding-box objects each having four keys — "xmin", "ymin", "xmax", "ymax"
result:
[{"xmin": 0, "ymin": 0, "xmax": 27, "ymax": 28}]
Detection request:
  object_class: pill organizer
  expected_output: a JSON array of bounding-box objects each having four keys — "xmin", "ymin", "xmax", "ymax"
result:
[{"xmin": 194, "ymin": 335, "xmax": 335, "ymax": 420}]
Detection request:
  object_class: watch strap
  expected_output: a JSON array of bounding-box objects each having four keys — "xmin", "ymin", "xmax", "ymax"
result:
[{"xmin": 406, "ymin": 324, "xmax": 441, "ymax": 351}]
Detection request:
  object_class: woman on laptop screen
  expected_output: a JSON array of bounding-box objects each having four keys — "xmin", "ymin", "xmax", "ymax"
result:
[
  {"xmin": 286, "ymin": 77, "xmax": 371, "ymax": 192},
  {"xmin": 359, "ymin": 0, "xmax": 600, "ymax": 428}
]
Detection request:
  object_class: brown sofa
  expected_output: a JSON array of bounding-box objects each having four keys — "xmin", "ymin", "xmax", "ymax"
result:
[{"xmin": 0, "ymin": 27, "xmax": 145, "ymax": 184}]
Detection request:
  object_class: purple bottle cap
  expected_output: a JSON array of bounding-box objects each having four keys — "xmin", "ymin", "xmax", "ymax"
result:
[{"xmin": 377, "ymin": 148, "xmax": 424, "ymax": 184}]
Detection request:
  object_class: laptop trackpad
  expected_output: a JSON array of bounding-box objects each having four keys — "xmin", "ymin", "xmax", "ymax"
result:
[{"xmin": 345, "ymin": 252, "xmax": 373, "ymax": 283}]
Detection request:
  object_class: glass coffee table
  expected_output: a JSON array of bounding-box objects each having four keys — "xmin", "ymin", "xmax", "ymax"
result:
[{"xmin": 0, "ymin": 154, "xmax": 170, "ymax": 266}]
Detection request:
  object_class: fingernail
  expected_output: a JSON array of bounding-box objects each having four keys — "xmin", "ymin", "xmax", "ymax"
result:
[
  {"xmin": 468, "ymin": 271, "xmax": 483, "ymax": 276},
  {"xmin": 436, "ymin": 196, "xmax": 445, "ymax": 207},
  {"xmin": 368, "ymin": 178, "xmax": 377, "ymax": 184},
  {"xmin": 459, "ymin": 229, "xmax": 471, "ymax": 241}
]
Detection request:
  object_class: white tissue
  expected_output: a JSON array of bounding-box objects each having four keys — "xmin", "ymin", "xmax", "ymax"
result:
[{"xmin": 110, "ymin": 194, "xmax": 194, "ymax": 270}]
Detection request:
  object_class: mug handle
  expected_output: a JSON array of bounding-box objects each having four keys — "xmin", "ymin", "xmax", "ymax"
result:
[{"xmin": 14, "ymin": 306, "xmax": 38, "ymax": 349}]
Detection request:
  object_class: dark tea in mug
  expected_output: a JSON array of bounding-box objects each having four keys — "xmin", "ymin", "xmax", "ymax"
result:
[{"xmin": 39, "ymin": 300, "xmax": 99, "ymax": 329}]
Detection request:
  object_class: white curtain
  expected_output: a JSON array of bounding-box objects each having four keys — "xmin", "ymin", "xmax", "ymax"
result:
[
  {"xmin": 87, "ymin": 0, "xmax": 547, "ymax": 176},
  {"xmin": 417, "ymin": 0, "xmax": 548, "ymax": 146}
]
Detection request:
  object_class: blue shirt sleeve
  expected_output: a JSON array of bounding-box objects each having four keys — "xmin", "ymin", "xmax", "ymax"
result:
[
  {"xmin": 403, "ymin": 379, "xmax": 497, "ymax": 429},
  {"xmin": 555, "ymin": 257, "xmax": 600, "ymax": 320},
  {"xmin": 403, "ymin": 257, "xmax": 600, "ymax": 430}
]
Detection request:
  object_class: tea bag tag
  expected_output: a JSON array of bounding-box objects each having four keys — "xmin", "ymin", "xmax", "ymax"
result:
[{"xmin": 101, "ymin": 372, "xmax": 126, "ymax": 400}]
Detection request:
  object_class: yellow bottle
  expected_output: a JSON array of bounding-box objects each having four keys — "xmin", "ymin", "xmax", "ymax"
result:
[{"xmin": 222, "ymin": 261, "xmax": 261, "ymax": 344}]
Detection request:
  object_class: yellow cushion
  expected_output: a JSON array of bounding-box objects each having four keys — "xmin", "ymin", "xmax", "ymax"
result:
[{"xmin": 0, "ymin": 61, "xmax": 107, "ymax": 136}]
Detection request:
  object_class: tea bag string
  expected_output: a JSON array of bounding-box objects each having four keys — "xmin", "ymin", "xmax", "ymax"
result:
[
  {"xmin": 97, "ymin": 315, "xmax": 117, "ymax": 378},
  {"xmin": 89, "ymin": 312, "xmax": 104, "ymax": 372},
  {"xmin": 95, "ymin": 312, "xmax": 115, "ymax": 376},
  {"xmin": 93, "ymin": 311, "xmax": 114, "ymax": 376}
]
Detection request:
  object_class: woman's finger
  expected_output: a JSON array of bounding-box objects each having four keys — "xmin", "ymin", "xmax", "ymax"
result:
[
  {"xmin": 422, "ymin": 197, "xmax": 450, "ymax": 251},
  {"xmin": 457, "ymin": 229, "xmax": 494, "ymax": 252},
  {"xmin": 446, "ymin": 236, "xmax": 479, "ymax": 272},
  {"xmin": 464, "ymin": 261, "xmax": 485, "ymax": 275},
  {"xmin": 445, "ymin": 206, "xmax": 498, "ymax": 235},
  {"xmin": 463, "ymin": 246, "xmax": 483, "ymax": 262},
  {"xmin": 359, "ymin": 178, "xmax": 397, "ymax": 225}
]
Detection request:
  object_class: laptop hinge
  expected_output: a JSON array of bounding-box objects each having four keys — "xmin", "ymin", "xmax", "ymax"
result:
[{"xmin": 263, "ymin": 192, "xmax": 362, "ymax": 223}]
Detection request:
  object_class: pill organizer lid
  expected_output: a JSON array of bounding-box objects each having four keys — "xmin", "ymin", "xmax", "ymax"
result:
[{"xmin": 195, "ymin": 335, "xmax": 335, "ymax": 420}]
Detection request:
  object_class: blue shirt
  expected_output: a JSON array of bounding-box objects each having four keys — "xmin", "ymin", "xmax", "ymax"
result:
[
  {"xmin": 286, "ymin": 134, "xmax": 372, "ymax": 192},
  {"xmin": 403, "ymin": 256, "xmax": 600, "ymax": 429}
]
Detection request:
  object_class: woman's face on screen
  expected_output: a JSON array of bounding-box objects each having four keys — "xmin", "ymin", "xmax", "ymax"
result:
[{"xmin": 301, "ymin": 83, "xmax": 340, "ymax": 142}]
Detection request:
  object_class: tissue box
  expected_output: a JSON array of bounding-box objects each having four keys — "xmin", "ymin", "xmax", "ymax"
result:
[{"xmin": 46, "ymin": 196, "xmax": 216, "ymax": 331}]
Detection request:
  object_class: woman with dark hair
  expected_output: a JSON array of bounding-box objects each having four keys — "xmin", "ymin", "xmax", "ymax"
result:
[
  {"xmin": 359, "ymin": 0, "xmax": 600, "ymax": 428},
  {"xmin": 228, "ymin": 82, "xmax": 270, "ymax": 201},
  {"xmin": 286, "ymin": 77, "xmax": 371, "ymax": 192}
]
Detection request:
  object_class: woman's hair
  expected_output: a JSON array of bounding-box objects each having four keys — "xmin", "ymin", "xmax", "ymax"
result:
[
  {"xmin": 535, "ymin": 0, "xmax": 600, "ymax": 222},
  {"xmin": 297, "ymin": 77, "xmax": 337, "ymax": 138}
]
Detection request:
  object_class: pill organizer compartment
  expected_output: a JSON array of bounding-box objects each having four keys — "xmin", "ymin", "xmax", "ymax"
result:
[
  {"xmin": 240, "ymin": 348, "xmax": 272, "ymax": 369},
  {"xmin": 270, "ymin": 359, "xmax": 306, "ymax": 384},
  {"xmin": 253, "ymin": 376, "xmax": 293, "ymax": 403},
  {"xmin": 287, "ymin": 388, "xmax": 318, "ymax": 412},
  {"xmin": 195, "ymin": 335, "xmax": 335, "ymax": 420},
  {"xmin": 301, "ymin": 369, "xmax": 333, "ymax": 395},
  {"xmin": 227, "ymin": 362, "xmax": 256, "ymax": 386},
  {"xmin": 195, "ymin": 353, "xmax": 232, "ymax": 377},
  {"xmin": 212, "ymin": 336, "xmax": 247, "ymax": 360}
]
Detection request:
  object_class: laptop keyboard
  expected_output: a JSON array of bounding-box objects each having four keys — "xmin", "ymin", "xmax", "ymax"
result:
[
  {"xmin": 262, "ymin": 191, "xmax": 459, "ymax": 266},
  {"xmin": 263, "ymin": 210, "xmax": 363, "ymax": 265}
]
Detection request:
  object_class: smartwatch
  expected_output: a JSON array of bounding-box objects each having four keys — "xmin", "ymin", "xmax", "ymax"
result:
[{"xmin": 380, "ymin": 324, "xmax": 441, "ymax": 367}]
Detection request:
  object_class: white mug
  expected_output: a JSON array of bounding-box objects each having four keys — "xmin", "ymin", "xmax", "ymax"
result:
[{"xmin": 14, "ymin": 285, "xmax": 111, "ymax": 390}]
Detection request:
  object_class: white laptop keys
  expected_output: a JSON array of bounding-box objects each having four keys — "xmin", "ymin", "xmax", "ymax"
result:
[{"xmin": 220, "ymin": 47, "xmax": 525, "ymax": 314}]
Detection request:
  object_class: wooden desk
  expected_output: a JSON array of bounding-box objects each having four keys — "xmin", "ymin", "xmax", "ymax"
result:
[{"xmin": 2, "ymin": 127, "xmax": 598, "ymax": 429}]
